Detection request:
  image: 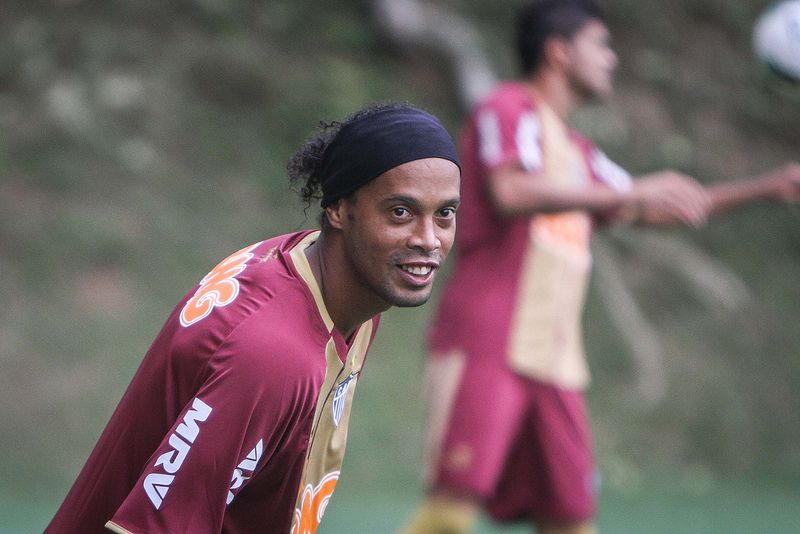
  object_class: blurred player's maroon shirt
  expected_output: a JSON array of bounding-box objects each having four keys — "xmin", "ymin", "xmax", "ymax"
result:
[{"xmin": 46, "ymin": 230, "xmax": 379, "ymax": 534}]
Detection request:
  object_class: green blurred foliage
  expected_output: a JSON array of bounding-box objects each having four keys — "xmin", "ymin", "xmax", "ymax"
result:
[{"xmin": 1, "ymin": 0, "xmax": 799, "ymax": 517}]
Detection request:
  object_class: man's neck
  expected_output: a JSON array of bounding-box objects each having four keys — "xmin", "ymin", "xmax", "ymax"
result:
[
  {"xmin": 304, "ymin": 233, "xmax": 388, "ymax": 339},
  {"xmin": 525, "ymin": 71, "xmax": 579, "ymax": 121}
]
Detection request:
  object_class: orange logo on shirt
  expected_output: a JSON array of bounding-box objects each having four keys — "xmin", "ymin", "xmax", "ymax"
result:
[
  {"xmin": 291, "ymin": 471, "xmax": 339, "ymax": 534},
  {"xmin": 179, "ymin": 243, "xmax": 260, "ymax": 327},
  {"xmin": 532, "ymin": 212, "xmax": 590, "ymax": 250}
]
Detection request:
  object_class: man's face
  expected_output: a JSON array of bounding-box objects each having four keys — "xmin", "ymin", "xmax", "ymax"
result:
[
  {"xmin": 566, "ymin": 19, "xmax": 617, "ymax": 100},
  {"xmin": 334, "ymin": 157, "xmax": 460, "ymax": 309}
]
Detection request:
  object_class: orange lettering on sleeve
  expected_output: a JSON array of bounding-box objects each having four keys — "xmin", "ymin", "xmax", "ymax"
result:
[{"xmin": 179, "ymin": 243, "xmax": 260, "ymax": 327}]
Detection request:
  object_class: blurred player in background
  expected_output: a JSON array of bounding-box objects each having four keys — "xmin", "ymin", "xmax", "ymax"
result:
[
  {"xmin": 401, "ymin": 1, "xmax": 800, "ymax": 533},
  {"xmin": 46, "ymin": 103, "xmax": 461, "ymax": 534}
]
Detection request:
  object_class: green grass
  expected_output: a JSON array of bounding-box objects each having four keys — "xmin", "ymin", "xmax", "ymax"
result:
[
  {"xmin": 321, "ymin": 480, "xmax": 800, "ymax": 533},
  {"xmin": 13, "ymin": 479, "xmax": 799, "ymax": 533}
]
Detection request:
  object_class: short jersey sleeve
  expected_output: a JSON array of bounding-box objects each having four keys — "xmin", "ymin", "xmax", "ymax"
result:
[
  {"xmin": 588, "ymin": 146, "xmax": 632, "ymax": 192},
  {"xmin": 107, "ymin": 323, "xmax": 323, "ymax": 534},
  {"xmin": 474, "ymin": 88, "xmax": 544, "ymax": 173}
]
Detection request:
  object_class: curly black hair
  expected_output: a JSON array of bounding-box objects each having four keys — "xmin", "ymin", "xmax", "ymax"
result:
[{"xmin": 287, "ymin": 101, "xmax": 410, "ymax": 218}]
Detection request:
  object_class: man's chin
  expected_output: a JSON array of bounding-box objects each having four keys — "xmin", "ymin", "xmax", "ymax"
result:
[
  {"xmin": 575, "ymin": 80, "xmax": 614, "ymax": 103},
  {"xmin": 581, "ymin": 88, "xmax": 611, "ymax": 104},
  {"xmin": 387, "ymin": 288, "xmax": 433, "ymax": 308}
]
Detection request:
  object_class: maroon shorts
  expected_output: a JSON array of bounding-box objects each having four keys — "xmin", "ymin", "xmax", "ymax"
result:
[{"xmin": 424, "ymin": 352, "xmax": 596, "ymax": 523}]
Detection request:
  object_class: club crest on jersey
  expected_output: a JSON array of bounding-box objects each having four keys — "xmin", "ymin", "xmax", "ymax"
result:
[{"xmin": 331, "ymin": 373, "xmax": 358, "ymax": 427}]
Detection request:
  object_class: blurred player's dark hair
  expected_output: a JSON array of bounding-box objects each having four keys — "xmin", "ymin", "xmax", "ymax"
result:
[
  {"xmin": 516, "ymin": 0, "xmax": 606, "ymax": 75},
  {"xmin": 287, "ymin": 101, "xmax": 408, "ymax": 228}
]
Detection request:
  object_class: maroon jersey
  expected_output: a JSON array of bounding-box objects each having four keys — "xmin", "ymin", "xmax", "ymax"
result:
[
  {"xmin": 428, "ymin": 82, "xmax": 631, "ymax": 389},
  {"xmin": 46, "ymin": 230, "xmax": 379, "ymax": 534}
]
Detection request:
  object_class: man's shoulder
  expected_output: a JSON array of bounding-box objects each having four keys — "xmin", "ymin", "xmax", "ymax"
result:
[
  {"xmin": 475, "ymin": 81, "xmax": 533, "ymax": 115},
  {"xmin": 177, "ymin": 232, "xmax": 310, "ymax": 318},
  {"xmin": 171, "ymin": 278, "xmax": 328, "ymax": 388},
  {"xmin": 167, "ymin": 230, "xmax": 324, "ymax": 359}
]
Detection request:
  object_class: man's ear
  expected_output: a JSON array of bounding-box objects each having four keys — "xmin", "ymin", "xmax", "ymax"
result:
[
  {"xmin": 324, "ymin": 199, "xmax": 347, "ymax": 231},
  {"xmin": 544, "ymin": 35, "xmax": 571, "ymax": 70}
]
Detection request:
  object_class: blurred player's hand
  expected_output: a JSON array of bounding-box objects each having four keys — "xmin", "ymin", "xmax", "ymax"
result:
[
  {"xmin": 760, "ymin": 162, "xmax": 800, "ymax": 203},
  {"xmin": 631, "ymin": 170, "xmax": 711, "ymax": 227}
]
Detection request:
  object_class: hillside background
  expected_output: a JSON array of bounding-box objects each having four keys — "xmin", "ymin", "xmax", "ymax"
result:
[{"xmin": 1, "ymin": 0, "xmax": 798, "ymax": 532}]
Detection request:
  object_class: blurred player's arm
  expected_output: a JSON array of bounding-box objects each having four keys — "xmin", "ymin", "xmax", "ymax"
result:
[
  {"xmin": 705, "ymin": 162, "xmax": 800, "ymax": 216},
  {"xmin": 486, "ymin": 162, "xmax": 710, "ymax": 227}
]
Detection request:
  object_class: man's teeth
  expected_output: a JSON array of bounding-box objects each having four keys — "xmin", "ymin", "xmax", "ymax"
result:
[{"xmin": 401, "ymin": 265, "xmax": 432, "ymax": 276}]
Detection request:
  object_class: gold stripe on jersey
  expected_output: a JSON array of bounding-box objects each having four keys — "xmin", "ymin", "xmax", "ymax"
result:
[
  {"xmin": 289, "ymin": 231, "xmax": 334, "ymax": 333},
  {"xmin": 287, "ymin": 231, "xmax": 373, "ymax": 534},
  {"xmin": 507, "ymin": 101, "xmax": 592, "ymax": 390},
  {"xmin": 105, "ymin": 521, "xmax": 135, "ymax": 534}
]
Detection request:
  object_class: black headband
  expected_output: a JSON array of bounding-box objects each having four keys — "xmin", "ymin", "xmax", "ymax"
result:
[{"xmin": 319, "ymin": 106, "xmax": 460, "ymax": 208}]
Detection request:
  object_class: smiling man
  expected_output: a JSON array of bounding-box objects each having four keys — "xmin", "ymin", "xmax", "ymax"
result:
[{"xmin": 46, "ymin": 103, "xmax": 461, "ymax": 534}]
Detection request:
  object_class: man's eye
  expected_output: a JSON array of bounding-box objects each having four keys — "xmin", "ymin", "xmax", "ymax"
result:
[
  {"xmin": 392, "ymin": 207, "xmax": 410, "ymax": 217},
  {"xmin": 439, "ymin": 207, "xmax": 456, "ymax": 218}
]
